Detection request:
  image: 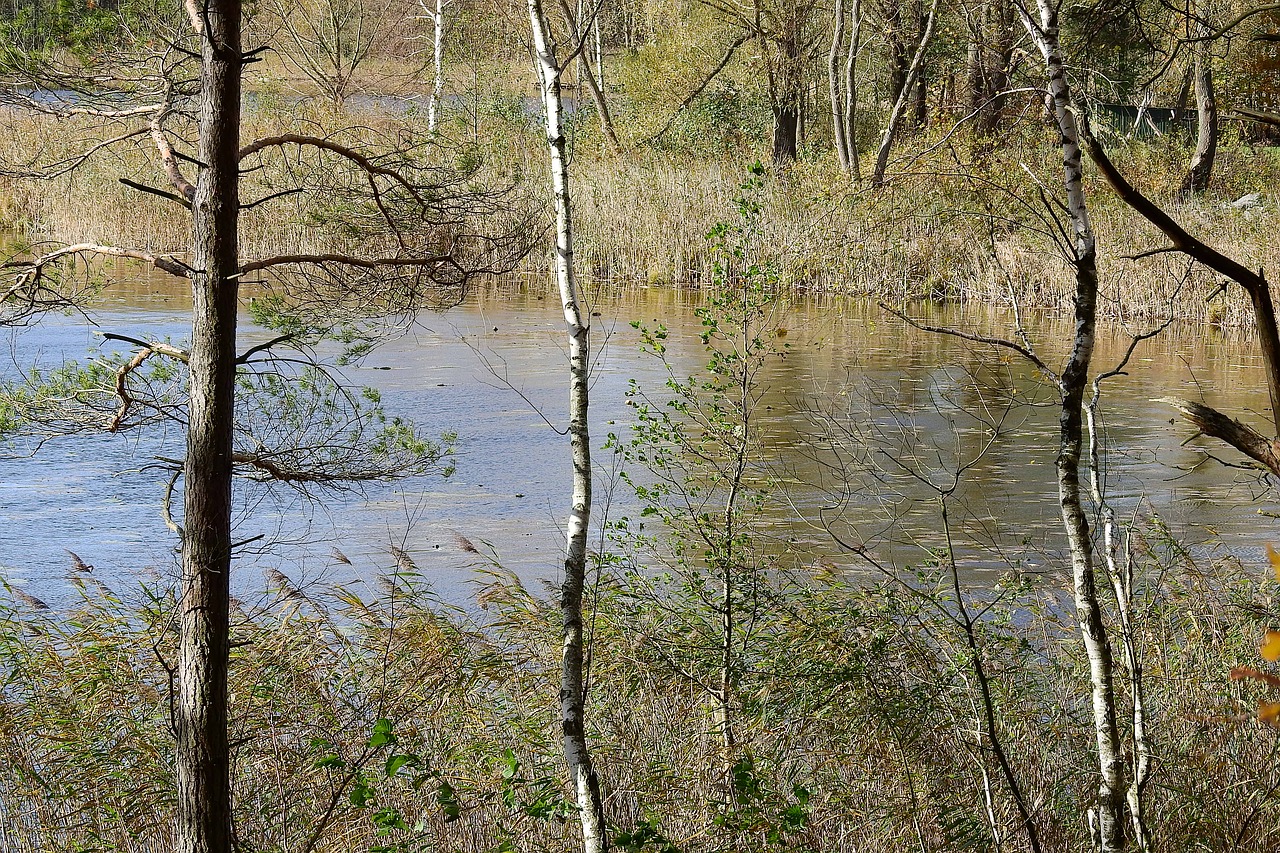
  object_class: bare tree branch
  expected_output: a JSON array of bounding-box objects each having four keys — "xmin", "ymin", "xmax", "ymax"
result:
[
  {"xmin": 648, "ymin": 32, "xmax": 752, "ymax": 144},
  {"xmin": 878, "ymin": 301, "xmax": 1054, "ymax": 378},
  {"xmin": 101, "ymin": 333, "xmax": 191, "ymax": 362},
  {"xmin": 1163, "ymin": 398, "xmax": 1280, "ymax": 476},
  {"xmin": 120, "ymin": 177, "xmax": 194, "ymax": 208},
  {"xmin": 1082, "ymin": 123, "xmax": 1280, "ymax": 432},
  {"xmin": 150, "ymin": 101, "xmax": 197, "ymax": 202},
  {"xmin": 238, "ymin": 253, "xmax": 454, "ymax": 275},
  {"xmin": 4, "ymin": 243, "xmax": 190, "ymax": 279}
]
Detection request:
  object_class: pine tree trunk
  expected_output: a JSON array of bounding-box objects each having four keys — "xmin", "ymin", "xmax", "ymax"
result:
[{"xmin": 177, "ymin": 2, "xmax": 242, "ymax": 852}]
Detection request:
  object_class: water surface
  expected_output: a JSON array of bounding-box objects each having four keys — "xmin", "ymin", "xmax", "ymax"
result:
[{"xmin": 2, "ymin": 275, "xmax": 1276, "ymax": 607}]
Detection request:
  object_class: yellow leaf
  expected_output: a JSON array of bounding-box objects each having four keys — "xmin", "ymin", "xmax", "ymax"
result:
[
  {"xmin": 1261, "ymin": 629, "xmax": 1280, "ymax": 663},
  {"xmin": 1268, "ymin": 544, "xmax": 1280, "ymax": 582},
  {"xmin": 1260, "ymin": 702, "xmax": 1280, "ymax": 727}
]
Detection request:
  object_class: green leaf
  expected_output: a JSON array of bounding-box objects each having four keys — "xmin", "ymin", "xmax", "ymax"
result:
[
  {"xmin": 500, "ymin": 748, "xmax": 520, "ymax": 780},
  {"xmin": 350, "ymin": 777, "xmax": 375, "ymax": 809},
  {"xmin": 385, "ymin": 754, "xmax": 416, "ymax": 778},
  {"xmin": 368, "ymin": 718, "xmax": 396, "ymax": 750},
  {"xmin": 438, "ymin": 780, "xmax": 462, "ymax": 821}
]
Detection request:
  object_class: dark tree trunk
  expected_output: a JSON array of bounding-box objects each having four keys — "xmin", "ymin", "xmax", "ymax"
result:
[
  {"xmin": 913, "ymin": 67, "xmax": 927, "ymax": 126},
  {"xmin": 176, "ymin": 2, "xmax": 242, "ymax": 853},
  {"xmin": 1181, "ymin": 40, "xmax": 1217, "ymax": 196},
  {"xmin": 969, "ymin": 0, "xmax": 1014, "ymax": 137},
  {"xmin": 772, "ymin": 103, "xmax": 800, "ymax": 162},
  {"xmin": 887, "ymin": 0, "xmax": 909, "ymax": 104},
  {"xmin": 770, "ymin": 30, "xmax": 802, "ymax": 164}
]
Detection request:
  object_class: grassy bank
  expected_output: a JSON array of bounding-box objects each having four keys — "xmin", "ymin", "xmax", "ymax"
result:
[
  {"xmin": 0, "ymin": 528, "xmax": 1276, "ymax": 852},
  {"xmin": 1, "ymin": 105, "xmax": 1277, "ymax": 329}
]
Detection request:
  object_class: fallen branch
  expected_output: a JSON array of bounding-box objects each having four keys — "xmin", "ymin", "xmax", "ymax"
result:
[{"xmin": 1162, "ymin": 397, "xmax": 1280, "ymax": 476}]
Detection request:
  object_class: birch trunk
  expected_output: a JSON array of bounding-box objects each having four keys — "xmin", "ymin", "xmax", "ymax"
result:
[
  {"xmin": 427, "ymin": 0, "xmax": 445, "ymax": 134},
  {"xmin": 1017, "ymin": 1, "xmax": 1126, "ymax": 849},
  {"xmin": 177, "ymin": 1, "xmax": 242, "ymax": 852},
  {"xmin": 871, "ymin": 0, "xmax": 939, "ymax": 185},
  {"xmin": 1087, "ymin": 388, "xmax": 1152, "ymax": 852},
  {"xmin": 528, "ymin": 1, "xmax": 607, "ymax": 850}
]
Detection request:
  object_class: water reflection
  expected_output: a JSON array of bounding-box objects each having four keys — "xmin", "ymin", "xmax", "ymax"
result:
[{"xmin": 1, "ymin": 277, "xmax": 1276, "ymax": 607}]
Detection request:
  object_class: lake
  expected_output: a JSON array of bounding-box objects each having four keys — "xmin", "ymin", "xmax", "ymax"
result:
[{"xmin": 2, "ymin": 273, "xmax": 1276, "ymax": 608}]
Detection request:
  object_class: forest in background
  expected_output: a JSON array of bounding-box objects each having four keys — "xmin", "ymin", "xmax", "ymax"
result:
[{"xmin": 3, "ymin": 1, "xmax": 1280, "ymax": 852}]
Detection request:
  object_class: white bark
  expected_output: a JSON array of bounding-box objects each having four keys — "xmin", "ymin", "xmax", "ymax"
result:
[
  {"xmin": 1016, "ymin": 1, "xmax": 1126, "ymax": 850},
  {"xmin": 1087, "ymin": 390, "xmax": 1152, "ymax": 853},
  {"xmin": 428, "ymin": 0, "xmax": 445, "ymax": 134},
  {"xmin": 527, "ymin": 1, "xmax": 607, "ymax": 850}
]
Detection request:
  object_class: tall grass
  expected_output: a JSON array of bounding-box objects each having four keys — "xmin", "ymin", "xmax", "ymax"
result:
[
  {"xmin": 2, "ymin": 107, "xmax": 1276, "ymax": 328},
  {"xmin": 1, "ymin": 529, "xmax": 1278, "ymax": 852}
]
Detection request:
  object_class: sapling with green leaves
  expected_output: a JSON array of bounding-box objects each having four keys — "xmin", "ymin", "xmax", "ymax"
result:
[{"xmin": 607, "ymin": 163, "xmax": 792, "ymax": 798}]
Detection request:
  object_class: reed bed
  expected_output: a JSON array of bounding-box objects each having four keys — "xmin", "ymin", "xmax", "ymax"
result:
[
  {"xmin": 1, "ymin": 529, "xmax": 1278, "ymax": 852},
  {"xmin": 1, "ymin": 105, "xmax": 1277, "ymax": 330}
]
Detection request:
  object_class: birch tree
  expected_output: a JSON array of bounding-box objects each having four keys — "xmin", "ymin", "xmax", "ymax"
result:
[
  {"xmin": 419, "ymin": 0, "xmax": 448, "ymax": 134},
  {"xmin": 527, "ymin": 0, "xmax": 608, "ymax": 850},
  {"xmin": 1014, "ymin": 1, "xmax": 1125, "ymax": 847}
]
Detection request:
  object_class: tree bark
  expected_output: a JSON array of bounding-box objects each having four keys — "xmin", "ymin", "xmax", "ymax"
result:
[
  {"xmin": 769, "ymin": 27, "xmax": 802, "ymax": 164},
  {"xmin": 968, "ymin": 0, "xmax": 1013, "ymax": 138},
  {"xmin": 426, "ymin": 0, "xmax": 445, "ymax": 134},
  {"xmin": 829, "ymin": 0, "xmax": 849, "ymax": 170},
  {"xmin": 1017, "ymin": 1, "xmax": 1126, "ymax": 849},
  {"xmin": 871, "ymin": 0, "xmax": 939, "ymax": 185},
  {"xmin": 772, "ymin": 102, "xmax": 799, "ymax": 162},
  {"xmin": 557, "ymin": 0, "xmax": 622, "ymax": 152},
  {"xmin": 1164, "ymin": 399, "xmax": 1280, "ymax": 475},
  {"xmin": 177, "ymin": 2, "xmax": 242, "ymax": 853},
  {"xmin": 843, "ymin": 0, "xmax": 862, "ymax": 178},
  {"xmin": 528, "ymin": 1, "xmax": 608, "ymax": 850},
  {"xmin": 1181, "ymin": 33, "xmax": 1217, "ymax": 196},
  {"xmin": 1087, "ymin": 388, "xmax": 1153, "ymax": 852}
]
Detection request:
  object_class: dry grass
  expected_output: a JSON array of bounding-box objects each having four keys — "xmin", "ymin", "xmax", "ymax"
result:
[
  {"xmin": 1, "ymin": 530, "xmax": 1278, "ymax": 853},
  {"xmin": 2, "ymin": 105, "xmax": 1277, "ymax": 331}
]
